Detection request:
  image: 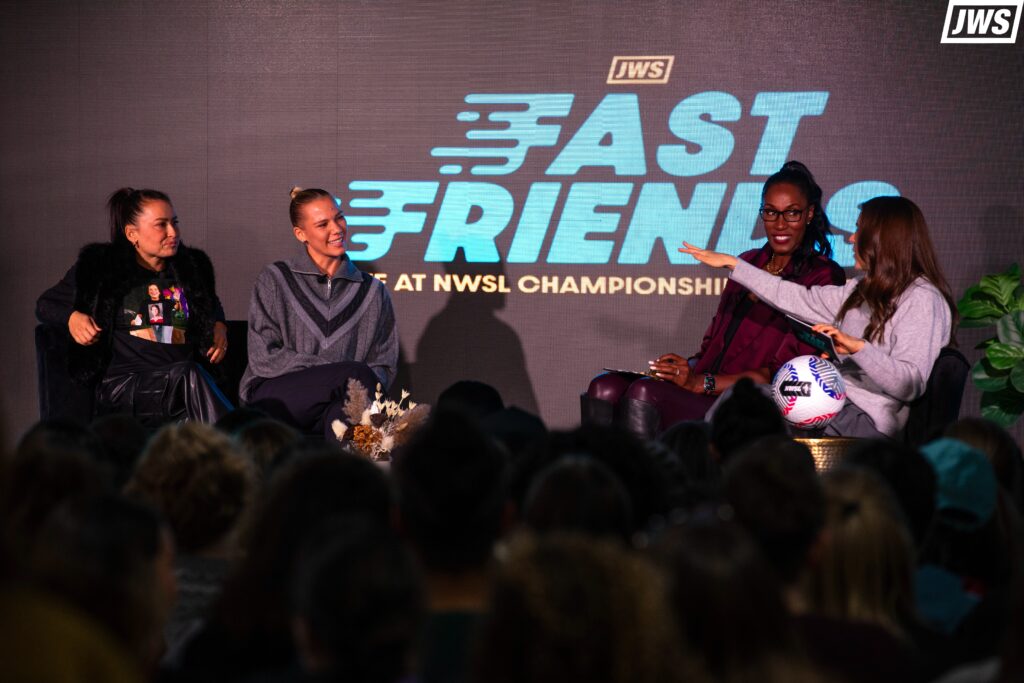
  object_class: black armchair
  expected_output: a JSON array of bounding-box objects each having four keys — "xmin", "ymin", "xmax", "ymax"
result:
[
  {"xmin": 902, "ymin": 347, "xmax": 970, "ymax": 447},
  {"xmin": 35, "ymin": 323, "xmax": 96, "ymax": 423},
  {"xmin": 35, "ymin": 321, "xmax": 249, "ymax": 422}
]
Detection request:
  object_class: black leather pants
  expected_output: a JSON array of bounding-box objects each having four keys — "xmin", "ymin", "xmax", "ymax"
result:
[{"xmin": 96, "ymin": 360, "xmax": 233, "ymax": 428}]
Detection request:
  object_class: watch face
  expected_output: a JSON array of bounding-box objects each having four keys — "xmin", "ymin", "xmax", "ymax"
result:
[{"xmin": 703, "ymin": 374, "xmax": 715, "ymax": 395}]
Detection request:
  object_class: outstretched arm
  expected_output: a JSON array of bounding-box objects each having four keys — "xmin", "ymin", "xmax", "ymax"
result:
[
  {"xmin": 679, "ymin": 242, "xmax": 737, "ymax": 270},
  {"xmin": 680, "ymin": 242, "xmax": 851, "ymax": 323}
]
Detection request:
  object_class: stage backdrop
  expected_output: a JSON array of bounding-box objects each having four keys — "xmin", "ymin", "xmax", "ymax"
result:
[{"xmin": 2, "ymin": 0, "xmax": 1023, "ymax": 445}]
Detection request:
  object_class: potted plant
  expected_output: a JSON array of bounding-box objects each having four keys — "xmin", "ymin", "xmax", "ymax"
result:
[{"xmin": 957, "ymin": 263, "xmax": 1024, "ymax": 427}]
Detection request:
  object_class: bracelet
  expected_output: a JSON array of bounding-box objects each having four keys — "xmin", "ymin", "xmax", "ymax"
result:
[{"xmin": 702, "ymin": 373, "xmax": 716, "ymax": 396}]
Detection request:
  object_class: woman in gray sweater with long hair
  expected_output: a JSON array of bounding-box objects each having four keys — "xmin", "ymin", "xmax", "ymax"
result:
[{"xmin": 680, "ymin": 195, "xmax": 956, "ymax": 438}]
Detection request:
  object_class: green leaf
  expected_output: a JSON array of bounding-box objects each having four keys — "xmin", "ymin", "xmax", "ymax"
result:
[
  {"xmin": 980, "ymin": 387, "xmax": 1024, "ymax": 428},
  {"xmin": 958, "ymin": 284, "xmax": 997, "ymax": 305},
  {"xmin": 1011, "ymin": 361, "xmax": 1024, "ymax": 394},
  {"xmin": 958, "ymin": 298, "xmax": 1007, "ymax": 323},
  {"xmin": 987, "ymin": 342, "xmax": 1024, "ymax": 370},
  {"xmin": 973, "ymin": 358, "xmax": 1009, "ymax": 392},
  {"xmin": 996, "ymin": 311, "xmax": 1024, "ymax": 346},
  {"xmin": 960, "ymin": 316, "xmax": 1003, "ymax": 329},
  {"xmin": 975, "ymin": 337, "xmax": 997, "ymax": 351},
  {"xmin": 978, "ymin": 264, "xmax": 1021, "ymax": 308},
  {"xmin": 957, "ymin": 284, "xmax": 984, "ymax": 303}
]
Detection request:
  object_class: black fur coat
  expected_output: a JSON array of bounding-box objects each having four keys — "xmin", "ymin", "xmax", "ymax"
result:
[{"xmin": 36, "ymin": 242, "xmax": 223, "ymax": 384}]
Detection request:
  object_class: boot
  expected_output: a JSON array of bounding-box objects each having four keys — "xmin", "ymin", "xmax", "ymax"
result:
[
  {"xmin": 580, "ymin": 393, "xmax": 614, "ymax": 427},
  {"xmin": 616, "ymin": 397, "xmax": 661, "ymax": 441}
]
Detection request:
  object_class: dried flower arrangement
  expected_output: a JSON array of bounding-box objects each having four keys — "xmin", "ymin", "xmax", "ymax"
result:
[{"xmin": 331, "ymin": 379, "xmax": 430, "ymax": 461}]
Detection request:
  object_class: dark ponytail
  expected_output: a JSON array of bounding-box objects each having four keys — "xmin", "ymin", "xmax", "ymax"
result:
[
  {"xmin": 762, "ymin": 161, "xmax": 833, "ymax": 273},
  {"xmin": 107, "ymin": 187, "xmax": 172, "ymax": 247}
]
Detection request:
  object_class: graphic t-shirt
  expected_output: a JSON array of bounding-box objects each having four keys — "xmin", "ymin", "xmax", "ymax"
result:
[{"xmin": 107, "ymin": 267, "xmax": 193, "ymax": 374}]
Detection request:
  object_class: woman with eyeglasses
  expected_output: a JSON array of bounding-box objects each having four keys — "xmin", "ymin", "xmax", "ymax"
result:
[
  {"xmin": 680, "ymin": 195, "xmax": 955, "ymax": 438},
  {"xmin": 583, "ymin": 161, "xmax": 845, "ymax": 438}
]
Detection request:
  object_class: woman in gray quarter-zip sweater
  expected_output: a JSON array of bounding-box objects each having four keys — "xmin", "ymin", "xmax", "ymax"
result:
[{"xmin": 240, "ymin": 187, "xmax": 398, "ymax": 439}]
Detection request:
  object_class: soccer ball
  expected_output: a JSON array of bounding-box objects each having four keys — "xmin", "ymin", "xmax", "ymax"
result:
[{"xmin": 772, "ymin": 355, "xmax": 847, "ymax": 429}]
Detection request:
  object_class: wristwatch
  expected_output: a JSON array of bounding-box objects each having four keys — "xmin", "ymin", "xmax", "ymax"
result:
[{"xmin": 703, "ymin": 373, "xmax": 716, "ymax": 395}]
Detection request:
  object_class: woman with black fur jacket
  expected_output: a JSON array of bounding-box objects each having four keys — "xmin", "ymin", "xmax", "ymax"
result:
[{"xmin": 37, "ymin": 188, "xmax": 232, "ymax": 426}]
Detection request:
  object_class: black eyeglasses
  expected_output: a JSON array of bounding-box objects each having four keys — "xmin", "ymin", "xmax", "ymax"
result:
[{"xmin": 759, "ymin": 207, "xmax": 805, "ymax": 223}]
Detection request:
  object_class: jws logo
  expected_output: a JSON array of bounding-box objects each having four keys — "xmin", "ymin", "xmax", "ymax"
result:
[
  {"xmin": 607, "ymin": 56, "xmax": 674, "ymax": 84},
  {"xmin": 942, "ymin": 0, "xmax": 1022, "ymax": 43}
]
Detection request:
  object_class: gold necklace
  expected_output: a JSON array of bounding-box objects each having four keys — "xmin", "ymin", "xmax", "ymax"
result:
[{"xmin": 765, "ymin": 253, "xmax": 785, "ymax": 275}]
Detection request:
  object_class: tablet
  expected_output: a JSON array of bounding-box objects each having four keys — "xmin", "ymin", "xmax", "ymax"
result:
[
  {"xmin": 786, "ymin": 315, "xmax": 840, "ymax": 362},
  {"xmin": 602, "ymin": 367, "xmax": 651, "ymax": 378}
]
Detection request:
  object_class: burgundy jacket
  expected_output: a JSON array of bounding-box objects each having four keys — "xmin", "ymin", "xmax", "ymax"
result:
[{"xmin": 690, "ymin": 246, "xmax": 846, "ymax": 377}]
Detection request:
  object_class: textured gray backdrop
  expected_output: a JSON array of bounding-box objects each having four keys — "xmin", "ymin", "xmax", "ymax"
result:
[{"xmin": 2, "ymin": 0, "xmax": 1022, "ymax": 445}]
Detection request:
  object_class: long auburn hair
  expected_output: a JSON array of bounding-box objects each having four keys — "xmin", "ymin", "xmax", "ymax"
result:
[
  {"xmin": 836, "ymin": 196, "xmax": 956, "ymax": 344},
  {"xmin": 808, "ymin": 467, "xmax": 920, "ymax": 641}
]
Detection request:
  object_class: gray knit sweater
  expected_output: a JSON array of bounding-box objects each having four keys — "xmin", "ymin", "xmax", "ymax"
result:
[
  {"xmin": 239, "ymin": 249, "xmax": 398, "ymax": 402},
  {"xmin": 731, "ymin": 259, "xmax": 952, "ymax": 436}
]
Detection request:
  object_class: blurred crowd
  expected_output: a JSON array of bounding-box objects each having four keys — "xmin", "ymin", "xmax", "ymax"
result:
[{"xmin": 1, "ymin": 378, "xmax": 1022, "ymax": 683}]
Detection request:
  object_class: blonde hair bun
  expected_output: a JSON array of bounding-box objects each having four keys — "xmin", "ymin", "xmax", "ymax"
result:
[{"xmin": 289, "ymin": 186, "xmax": 304, "ymax": 200}]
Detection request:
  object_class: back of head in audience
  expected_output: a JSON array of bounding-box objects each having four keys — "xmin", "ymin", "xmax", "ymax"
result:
[
  {"xmin": 919, "ymin": 437, "xmax": 1013, "ymax": 586},
  {"xmin": 126, "ymin": 422, "xmax": 254, "ymax": 556},
  {"xmin": 473, "ymin": 533, "xmax": 689, "ymax": 683},
  {"xmin": 232, "ymin": 417, "xmax": 301, "ymax": 484},
  {"xmin": 30, "ymin": 494, "xmax": 176, "ymax": 670},
  {"xmin": 807, "ymin": 466, "xmax": 918, "ymax": 640},
  {"xmin": 844, "ymin": 438, "xmax": 937, "ymax": 550},
  {"xmin": 658, "ymin": 420, "xmax": 722, "ymax": 510},
  {"xmin": 214, "ymin": 406, "xmax": 270, "ymax": 435},
  {"xmin": 509, "ymin": 424, "xmax": 672, "ymax": 532},
  {"xmin": 212, "ymin": 448, "xmax": 392, "ymax": 656},
  {"xmin": 523, "ymin": 455, "xmax": 632, "ymax": 541},
  {"xmin": 393, "ymin": 410, "xmax": 506, "ymax": 574},
  {"xmin": 922, "ymin": 437, "xmax": 998, "ymax": 532},
  {"xmin": 437, "ymin": 380, "xmax": 504, "ymax": 421},
  {"xmin": 480, "ymin": 405, "xmax": 547, "ymax": 458},
  {"xmin": 89, "ymin": 414, "xmax": 149, "ymax": 490},
  {"xmin": 15, "ymin": 418, "xmax": 104, "ymax": 462},
  {"xmin": 944, "ymin": 417, "xmax": 1024, "ymax": 515},
  {"xmin": 710, "ymin": 378, "xmax": 786, "ymax": 463},
  {"xmin": 655, "ymin": 515, "xmax": 814, "ymax": 682},
  {"xmin": 4, "ymin": 420, "xmax": 108, "ymax": 552},
  {"xmin": 290, "ymin": 517, "xmax": 425, "ymax": 683},
  {"xmin": 724, "ymin": 435, "xmax": 823, "ymax": 586}
]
